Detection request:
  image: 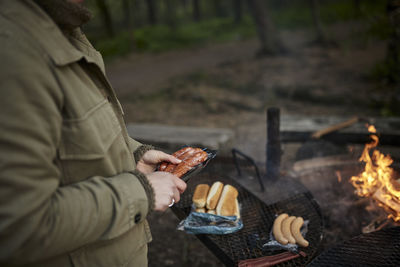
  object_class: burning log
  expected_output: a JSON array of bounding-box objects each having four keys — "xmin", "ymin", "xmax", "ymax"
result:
[
  {"xmin": 373, "ymin": 181, "xmax": 400, "ymax": 221},
  {"xmin": 350, "ymin": 125, "xmax": 400, "ymax": 223}
]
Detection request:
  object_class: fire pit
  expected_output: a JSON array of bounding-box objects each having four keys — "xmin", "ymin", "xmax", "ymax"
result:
[{"xmin": 309, "ymin": 226, "xmax": 400, "ymax": 266}]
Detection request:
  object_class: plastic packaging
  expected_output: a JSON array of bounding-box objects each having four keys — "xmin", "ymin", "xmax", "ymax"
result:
[
  {"xmin": 158, "ymin": 147, "xmax": 217, "ymax": 182},
  {"xmin": 177, "ymin": 204, "xmax": 243, "ymax": 235},
  {"xmin": 180, "ymin": 148, "xmax": 217, "ymax": 182}
]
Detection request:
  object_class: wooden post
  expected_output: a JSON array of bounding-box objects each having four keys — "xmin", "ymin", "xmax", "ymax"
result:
[{"xmin": 266, "ymin": 108, "xmax": 281, "ymax": 182}]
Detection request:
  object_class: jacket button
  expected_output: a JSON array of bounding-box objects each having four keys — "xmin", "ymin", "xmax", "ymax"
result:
[{"xmin": 134, "ymin": 213, "xmax": 141, "ymax": 223}]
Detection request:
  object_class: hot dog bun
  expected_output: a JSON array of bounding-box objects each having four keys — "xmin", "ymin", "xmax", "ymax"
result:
[
  {"xmin": 206, "ymin": 181, "xmax": 224, "ymax": 210},
  {"xmin": 192, "ymin": 184, "xmax": 210, "ymax": 208},
  {"xmin": 216, "ymin": 184, "xmax": 238, "ymax": 216},
  {"xmin": 234, "ymin": 198, "xmax": 240, "ymax": 219}
]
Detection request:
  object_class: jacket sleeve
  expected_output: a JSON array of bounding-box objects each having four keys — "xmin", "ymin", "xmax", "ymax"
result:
[
  {"xmin": 0, "ymin": 61, "xmax": 154, "ymax": 265},
  {"xmin": 132, "ymin": 142, "xmax": 155, "ymax": 163}
]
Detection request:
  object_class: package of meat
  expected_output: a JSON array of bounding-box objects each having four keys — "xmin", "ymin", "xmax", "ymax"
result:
[{"xmin": 158, "ymin": 146, "xmax": 217, "ymax": 182}]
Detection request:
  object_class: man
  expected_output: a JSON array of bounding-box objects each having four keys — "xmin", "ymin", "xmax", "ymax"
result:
[{"xmin": 0, "ymin": 0, "xmax": 186, "ymax": 266}]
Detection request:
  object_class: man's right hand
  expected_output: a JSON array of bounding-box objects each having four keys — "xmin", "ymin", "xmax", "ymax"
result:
[{"xmin": 146, "ymin": 171, "xmax": 187, "ymax": 211}]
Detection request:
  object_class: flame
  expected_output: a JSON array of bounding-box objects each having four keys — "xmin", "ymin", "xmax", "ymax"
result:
[{"xmin": 350, "ymin": 125, "xmax": 400, "ymax": 221}]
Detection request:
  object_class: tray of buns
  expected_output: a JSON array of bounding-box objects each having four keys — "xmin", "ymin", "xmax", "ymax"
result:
[{"xmin": 171, "ymin": 173, "xmax": 323, "ymax": 266}]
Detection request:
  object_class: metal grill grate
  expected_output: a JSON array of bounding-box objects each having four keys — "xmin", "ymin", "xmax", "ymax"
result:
[
  {"xmin": 308, "ymin": 226, "xmax": 400, "ymax": 266},
  {"xmin": 172, "ymin": 173, "xmax": 324, "ymax": 266}
]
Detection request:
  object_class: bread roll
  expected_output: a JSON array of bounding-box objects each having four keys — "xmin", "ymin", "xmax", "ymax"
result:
[
  {"xmin": 192, "ymin": 184, "xmax": 210, "ymax": 208},
  {"xmin": 195, "ymin": 208, "xmax": 206, "ymax": 213},
  {"xmin": 234, "ymin": 198, "xmax": 240, "ymax": 219},
  {"xmin": 207, "ymin": 209, "xmax": 216, "ymax": 215},
  {"xmin": 216, "ymin": 184, "xmax": 238, "ymax": 216},
  {"xmin": 206, "ymin": 181, "xmax": 223, "ymax": 210}
]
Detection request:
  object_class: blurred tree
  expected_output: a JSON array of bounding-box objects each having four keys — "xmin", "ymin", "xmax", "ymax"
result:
[
  {"xmin": 192, "ymin": 0, "xmax": 201, "ymax": 21},
  {"xmin": 353, "ymin": 0, "xmax": 361, "ymax": 16},
  {"xmin": 146, "ymin": 0, "xmax": 157, "ymax": 25},
  {"xmin": 180, "ymin": 0, "xmax": 190, "ymax": 17},
  {"xmin": 233, "ymin": 0, "xmax": 243, "ymax": 23},
  {"xmin": 122, "ymin": 0, "xmax": 131, "ymax": 29},
  {"xmin": 94, "ymin": 0, "xmax": 114, "ymax": 37},
  {"xmin": 385, "ymin": 0, "xmax": 400, "ymax": 85},
  {"xmin": 310, "ymin": 0, "xmax": 328, "ymax": 44},
  {"xmin": 165, "ymin": 0, "xmax": 177, "ymax": 30},
  {"xmin": 213, "ymin": 1, "xmax": 228, "ymax": 18},
  {"xmin": 246, "ymin": 0, "xmax": 284, "ymax": 55},
  {"xmin": 132, "ymin": 0, "xmax": 145, "ymax": 26}
]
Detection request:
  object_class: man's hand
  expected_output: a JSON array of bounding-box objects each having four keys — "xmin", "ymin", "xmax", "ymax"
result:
[
  {"xmin": 146, "ymin": 172, "xmax": 187, "ymax": 211},
  {"xmin": 136, "ymin": 150, "xmax": 181, "ymax": 175}
]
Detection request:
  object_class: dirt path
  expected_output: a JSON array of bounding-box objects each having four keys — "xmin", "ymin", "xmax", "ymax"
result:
[{"xmin": 106, "ymin": 39, "xmax": 259, "ymax": 96}]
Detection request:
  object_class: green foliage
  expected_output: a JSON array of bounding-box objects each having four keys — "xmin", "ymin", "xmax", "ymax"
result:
[
  {"xmin": 91, "ymin": 16, "xmax": 255, "ymax": 58},
  {"xmin": 93, "ymin": 32, "xmax": 134, "ymax": 59},
  {"xmin": 269, "ymin": 0, "xmax": 387, "ymax": 29},
  {"xmin": 88, "ymin": 0, "xmax": 390, "ymax": 59}
]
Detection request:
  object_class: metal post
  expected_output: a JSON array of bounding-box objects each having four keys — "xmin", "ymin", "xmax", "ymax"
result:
[{"xmin": 266, "ymin": 107, "xmax": 281, "ymax": 182}]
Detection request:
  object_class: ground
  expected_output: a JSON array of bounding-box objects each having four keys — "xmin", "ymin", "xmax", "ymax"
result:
[{"xmin": 106, "ymin": 23, "xmax": 387, "ymax": 266}]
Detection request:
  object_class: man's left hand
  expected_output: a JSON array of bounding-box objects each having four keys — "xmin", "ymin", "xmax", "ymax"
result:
[{"xmin": 136, "ymin": 150, "xmax": 181, "ymax": 175}]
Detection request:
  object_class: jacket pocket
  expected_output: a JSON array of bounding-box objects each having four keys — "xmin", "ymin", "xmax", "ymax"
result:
[
  {"xmin": 59, "ymin": 99, "xmax": 121, "ymax": 160},
  {"xmin": 58, "ymin": 99, "xmax": 125, "ymax": 184}
]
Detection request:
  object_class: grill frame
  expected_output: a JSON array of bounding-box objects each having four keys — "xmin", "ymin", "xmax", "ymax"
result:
[
  {"xmin": 308, "ymin": 226, "xmax": 400, "ymax": 266},
  {"xmin": 171, "ymin": 173, "xmax": 324, "ymax": 266}
]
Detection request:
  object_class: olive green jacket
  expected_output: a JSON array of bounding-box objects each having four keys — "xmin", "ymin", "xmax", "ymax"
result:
[{"xmin": 0, "ymin": 1, "xmax": 154, "ymax": 266}]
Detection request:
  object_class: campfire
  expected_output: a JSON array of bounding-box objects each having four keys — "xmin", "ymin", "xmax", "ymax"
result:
[{"xmin": 350, "ymin": 125, "xmax": 400, "ymax": 222}]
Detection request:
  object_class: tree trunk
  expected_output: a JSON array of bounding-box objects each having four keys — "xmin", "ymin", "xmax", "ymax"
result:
[
  {"xmin": 132, "ymin": 0, "xmax": 144, "ymax": 27},
  {"xmin": 213, "ymin": 1, "xmax": 226, "ymax": 18},
  {"xmin": 95, "ymin": 0, "xmax": 114, "ymax": 37},
  {"xmin": 192, "ymin": 0, "xmax": 201, "ymax": 22},
  {"xmin": 180, "ymin": 0, "xmax": 190, "ymax": 17},
  {"xmin": 146, "ymin": 0, "xmax": 157, "ymax": 25},
  {"xmin": 122, "ymin": 0, "xmax": 131, "ymax": 29},
  {"xmin": 233, "ymin": 0, "xmax": 242, "ymax": 24},
  {"xmin": 165, "ymin": 0, "xmax": 177, "ymax": 30},
  {"xmin": 310, "ymin": 0, "xmax": 328, "ymax": 44},
  {"xmin": 246, "ymin": 0, "xmax": 283, "ymax": 55},
  {"xmin": 353, "ymin": 0, "xmax": 361, "ymax": 16},
  {"xmin": 386, "ymin": 0, "xmax": 400, "ymax": 84}
]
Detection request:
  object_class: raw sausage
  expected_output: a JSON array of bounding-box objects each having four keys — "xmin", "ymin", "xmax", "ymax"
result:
[
  {"xmin": 272, "ymin": 213, "xmax": 289, "ymax": 245},
  {"xmin": 281, "ymin": 216, "xmax": 296, "ymax": 244},
  {"xmin": 172, "ymin": 151, "xmax": 208, "ymax": 178},
  {"xmin": 290, "ymin": 217, "xmax": 309, "ymax": 247}
]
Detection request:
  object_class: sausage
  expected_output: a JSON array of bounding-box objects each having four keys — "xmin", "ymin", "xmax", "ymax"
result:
[
  {"xmin": 281, "ymin": 216, "xmax": 296, "ymax": 244},
  {"xmin": 158, "ymin": 162, "xmax": 168, "ymax": 171},
  {"xmin": 172, "ymin": 151, "xmax": 208, "ymax": 178},
  {"xmin": 184, "ymin": 150, "xmax": 208, "ymax": 167},
  {"xmin": 290, "ymin": 217, "xmax": 309, "ymax": 247},
  {"xmin": 164, "ymin": 163, "xmax": 177, "ymax": 172},
  {"xmin": 178, "ymin": 147, "xmax": 202, "ymax": 161},
  {"xmin": 171, "ymin": 163, "xmax": 192, "ymax": 178},
  {"xmin": 272, "ymin": 213, "xmax": 289, "ymax": 245},
  {"xmin": 173, "ymin": 146, "xmax": 194, "ymax": 159},
  {"xmin": 158, "ymin": 147, "xmax": 194, "ymax": 171}
]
